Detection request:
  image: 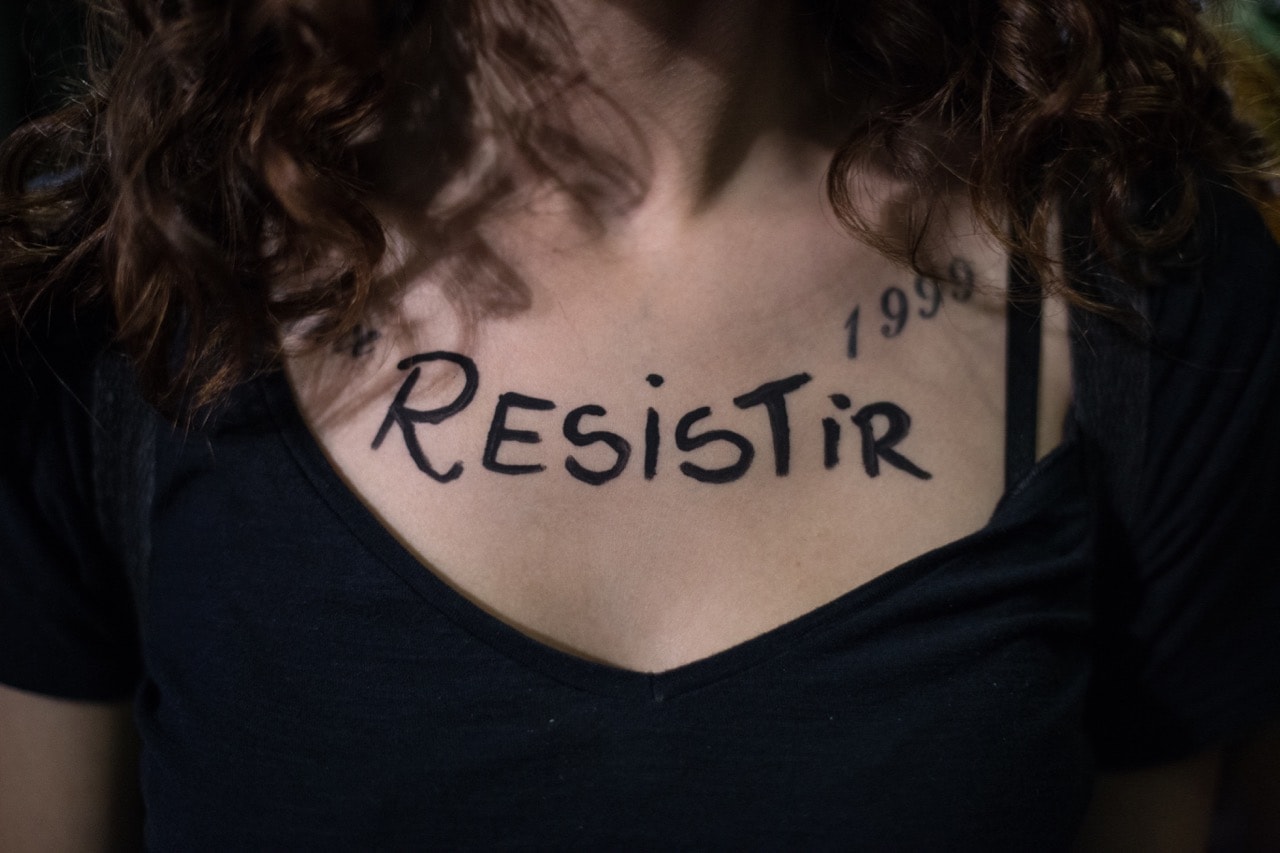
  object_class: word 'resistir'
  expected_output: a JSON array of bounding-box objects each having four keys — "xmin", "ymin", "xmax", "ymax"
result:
[{"xmin": 372, "ymin": 352, "xmax": 933, "ymax": 487}]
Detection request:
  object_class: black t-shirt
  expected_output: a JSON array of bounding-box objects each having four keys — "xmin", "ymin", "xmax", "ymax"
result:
[{"xmin": 3, "ymin": 184, "xmax": 1279, "ymax": 849}]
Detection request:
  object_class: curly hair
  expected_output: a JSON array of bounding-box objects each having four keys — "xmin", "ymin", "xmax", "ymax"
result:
[{"xmin": 0, "ymin": 0, "xmax": 1272, "ymax": 411}]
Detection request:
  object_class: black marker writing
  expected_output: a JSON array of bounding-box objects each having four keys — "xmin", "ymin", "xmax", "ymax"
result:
[
  {"xmin": 823, "ymin": 394, "xmax": 853, "ymax": 470},
  {"xmin": 644, "ymin": 373, "xmax": 664, "ymax": 480},
  {"xmin": 843, "ymin": 257, "xmax": 976, "ymax": 358},
  {"xmin": 337, "ymin": 324, "xmax": 381, "ymax": 358},
  {"xmin": 915, "ymin": 276, "xmax": 942, "ymax": 318},
  {"xmin": 675, "ymin": 407, "xmax": 755, "ymax": 484},
  {"xmin": 851, "ymin": 402, "xmax": 933, "ymax": 480},
  {"xmin": 376, "ymin": 353, "xmax": 934, "ymax": 488},
  {"xmin": 372, "ymin": 351, "xmax": 479, "ymax": 483},
  {"xmin": 644, "ymin": 409, "xmax": 660, "ymax": 479},
  {"xmin": 733, "ymin": 373, "xmax": 812, "ymax": 476},
  {"xmin": 881, "ymin": 286, "xmax": 909, "ymax": 337},
  {"xmin": 845, "ymin": 307, "xmax": 860, "ymax": 360},
  {"xmin": 948, "ymin": 258, "xmax": 976, "ymax": 302},
  {"xmin": 564, "ymin": 405, "xmax": 632, "ymax": 486},
  {"xmin": 484, "ymin": 392, "xmax": 556, "ymax": 475}
]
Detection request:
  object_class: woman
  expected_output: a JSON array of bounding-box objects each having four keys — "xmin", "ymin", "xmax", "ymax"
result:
[{"xmin": 1, "ymin": 0, "xmax": 1278, "ymax": 848}]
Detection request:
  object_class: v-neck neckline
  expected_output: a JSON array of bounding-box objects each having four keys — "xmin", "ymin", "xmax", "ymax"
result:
[{"xmin": 260, "ymin": 370, "xmax": 1081, "ymax": 702}]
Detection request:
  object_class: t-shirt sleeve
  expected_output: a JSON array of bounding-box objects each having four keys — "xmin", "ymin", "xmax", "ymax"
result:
[
  {"xmin": 1086, "ymin": 182, "xmax": 1280, "ymax": 769},
  {"xmin": 0, "ymin": 315, "xmax": 141, "ymax": 701}
]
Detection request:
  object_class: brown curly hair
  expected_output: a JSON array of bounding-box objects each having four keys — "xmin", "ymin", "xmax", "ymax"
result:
[{"xmin": 0, "ymin": 0, "xmax": 1272, "ymax": 411}]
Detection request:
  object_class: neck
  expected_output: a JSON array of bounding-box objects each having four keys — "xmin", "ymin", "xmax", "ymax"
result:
[{"xmin": 537, "ymin": 0, "xmax": 837, "ymax": 218}]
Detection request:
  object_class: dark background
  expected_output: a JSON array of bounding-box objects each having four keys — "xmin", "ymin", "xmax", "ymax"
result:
[{"xmin": 1, "ymin": 0, "xmax": 87, "ymax": 139}]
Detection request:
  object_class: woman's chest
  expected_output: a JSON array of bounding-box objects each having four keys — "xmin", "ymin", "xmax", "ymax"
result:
[
  {"xmin": 141, "ymin": 407, "xmax": 1096, "ymax": 848},
  {"xmin": 283, "ymin": 249, "xmax": 1070, "ymax": 670}
]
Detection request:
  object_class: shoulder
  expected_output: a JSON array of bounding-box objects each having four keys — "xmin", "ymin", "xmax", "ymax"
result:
[
  {"xmin": 1080, "ymin": 178, "xmax": 1280, "ymax": 768},
  {"xmin": 1147, "ymin": 179, "xmax": 1280, "ymax": 370},
  {"xmin": 0, "ymin": 301, "xmax": 143, "ymax": 701},
  {"xmin": 1138, "ymin": 181, "xmax": 1280, "ymax": 501}
]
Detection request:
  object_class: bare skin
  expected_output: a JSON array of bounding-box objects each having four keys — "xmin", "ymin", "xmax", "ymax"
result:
[
  {"xmin": 0, "ymin": 686, "xmax": 140, "ymax": 853},
  {"xmin": 288, "ymin": 0, "xmax": 1073, "ymax": 674}
]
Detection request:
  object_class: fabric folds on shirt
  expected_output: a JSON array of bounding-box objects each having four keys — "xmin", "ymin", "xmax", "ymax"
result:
[{"xmin": 2, "ymin": 181, "xmax": 1279, "ymax": 849}]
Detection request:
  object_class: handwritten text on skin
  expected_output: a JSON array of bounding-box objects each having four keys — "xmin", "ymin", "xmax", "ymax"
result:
[{"xmin": 372, "ymin": 353, "xmax": 933, "ymax": 486}]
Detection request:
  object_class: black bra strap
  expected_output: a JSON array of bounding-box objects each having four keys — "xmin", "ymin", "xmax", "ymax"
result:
[{"xmin": 1005, "ymin": 252, "xmax": 1042, "ymax": 490}]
